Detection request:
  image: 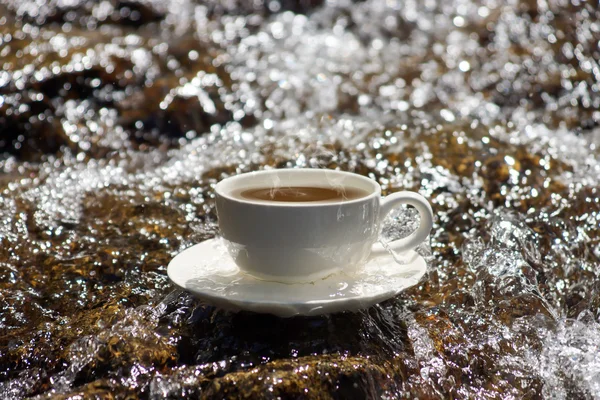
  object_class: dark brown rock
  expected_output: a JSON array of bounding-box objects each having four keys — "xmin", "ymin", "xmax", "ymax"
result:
[{"xmin": 0, "ymin": 0, "xmax": 599, "ymax": 398}]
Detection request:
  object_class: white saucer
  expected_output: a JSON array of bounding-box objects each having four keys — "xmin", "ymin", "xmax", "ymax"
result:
[{"xmin": 167, "ymin": 238, "xmax": 427, "ymax": 317}]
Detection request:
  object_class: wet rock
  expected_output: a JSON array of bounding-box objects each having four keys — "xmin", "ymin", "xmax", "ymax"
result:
[
  {"xmin": 2, "ymin": 0, "xmax": 165, "ymax": 27},
  {"xmin": 202, "ymin": 355, "xmax": 389, "ymax": 398},
  {"xmin": 0, "ymin": 93, "xmax": 72, "ymax": 160},
  {"xmin": 119, "ymin": 77, "xmax": 234, "ymax": 145},
  {"xmin": 1, "ymin": 0, "xmax": 600, "ymax": 398}
]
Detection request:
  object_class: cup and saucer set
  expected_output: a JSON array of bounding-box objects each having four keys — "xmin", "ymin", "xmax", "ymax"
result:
[{"xmin": 168, "ymin": 169, "xmax": 433, "ymax": 318}]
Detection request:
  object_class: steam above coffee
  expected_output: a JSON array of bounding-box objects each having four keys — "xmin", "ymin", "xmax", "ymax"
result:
[{"xmin": 234, "ymin": 186, "xmax": 369, "ymax": 203}]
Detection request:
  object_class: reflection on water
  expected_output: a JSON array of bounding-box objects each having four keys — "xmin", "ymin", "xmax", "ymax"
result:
[{"xmin": 0, "ymin": 0, "xmax": 599, "ymax": 398}]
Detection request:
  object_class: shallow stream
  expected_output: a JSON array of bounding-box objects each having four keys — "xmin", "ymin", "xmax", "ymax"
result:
[{"xmin": 1, "ymin": 0, "xmax": 600, "ymax": 398}]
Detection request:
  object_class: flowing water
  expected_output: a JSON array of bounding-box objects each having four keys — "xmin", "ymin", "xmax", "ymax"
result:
[{"xmin": 0, "ymin": 0, "xmax": 599, "ymax": 398}]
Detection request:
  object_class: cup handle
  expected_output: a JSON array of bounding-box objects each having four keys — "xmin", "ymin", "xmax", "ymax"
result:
[{"xmin": 370, "ymin": 191, "xmax": 434, "ymax": 256}]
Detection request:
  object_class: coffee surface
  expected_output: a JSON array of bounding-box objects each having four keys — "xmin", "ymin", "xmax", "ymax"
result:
[{"xmin": 236, "ymin": 186, "xmax": 369, "ymax": 202}]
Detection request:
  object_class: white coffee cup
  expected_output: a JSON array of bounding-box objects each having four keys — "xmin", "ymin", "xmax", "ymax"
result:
[{"xmin": 215, "ymin": 168, "xmax": 433, "ymax": 283}]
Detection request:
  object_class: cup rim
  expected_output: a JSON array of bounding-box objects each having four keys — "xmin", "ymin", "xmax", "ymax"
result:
[{"xmin": 214, "ymin": 168, "xmax": 381, "ymax": 207}]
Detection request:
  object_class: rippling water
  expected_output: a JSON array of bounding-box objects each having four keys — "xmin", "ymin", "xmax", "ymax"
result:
[{"xmin": 0, "ymin": 0, "xmax": 599, "ymax": 398}]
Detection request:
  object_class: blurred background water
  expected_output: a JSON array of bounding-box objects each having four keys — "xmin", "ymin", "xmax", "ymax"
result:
[{"xmin": 0, "ymin": 0, "xmax": 599, "ymax": 398}]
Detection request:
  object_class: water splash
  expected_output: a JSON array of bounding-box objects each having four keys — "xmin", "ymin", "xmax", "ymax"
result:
[{"xmin": 1, "ymin": 0, "xmax": 600, "ymax": 398}]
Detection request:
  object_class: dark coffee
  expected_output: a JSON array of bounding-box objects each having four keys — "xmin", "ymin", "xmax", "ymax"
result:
[{"xmin": 236, "ymin": 186, "xmax": 369, "ymax": 203}]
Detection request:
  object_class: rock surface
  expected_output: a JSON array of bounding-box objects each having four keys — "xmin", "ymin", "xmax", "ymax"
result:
[{"xmin": 0, "ymin": 0, "xmax": 599, "ymax": 398}]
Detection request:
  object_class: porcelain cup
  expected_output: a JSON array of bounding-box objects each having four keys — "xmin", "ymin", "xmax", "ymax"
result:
[{"xmin": 214, "ymin": 168, "xmax": 433, "ymax": 283}]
